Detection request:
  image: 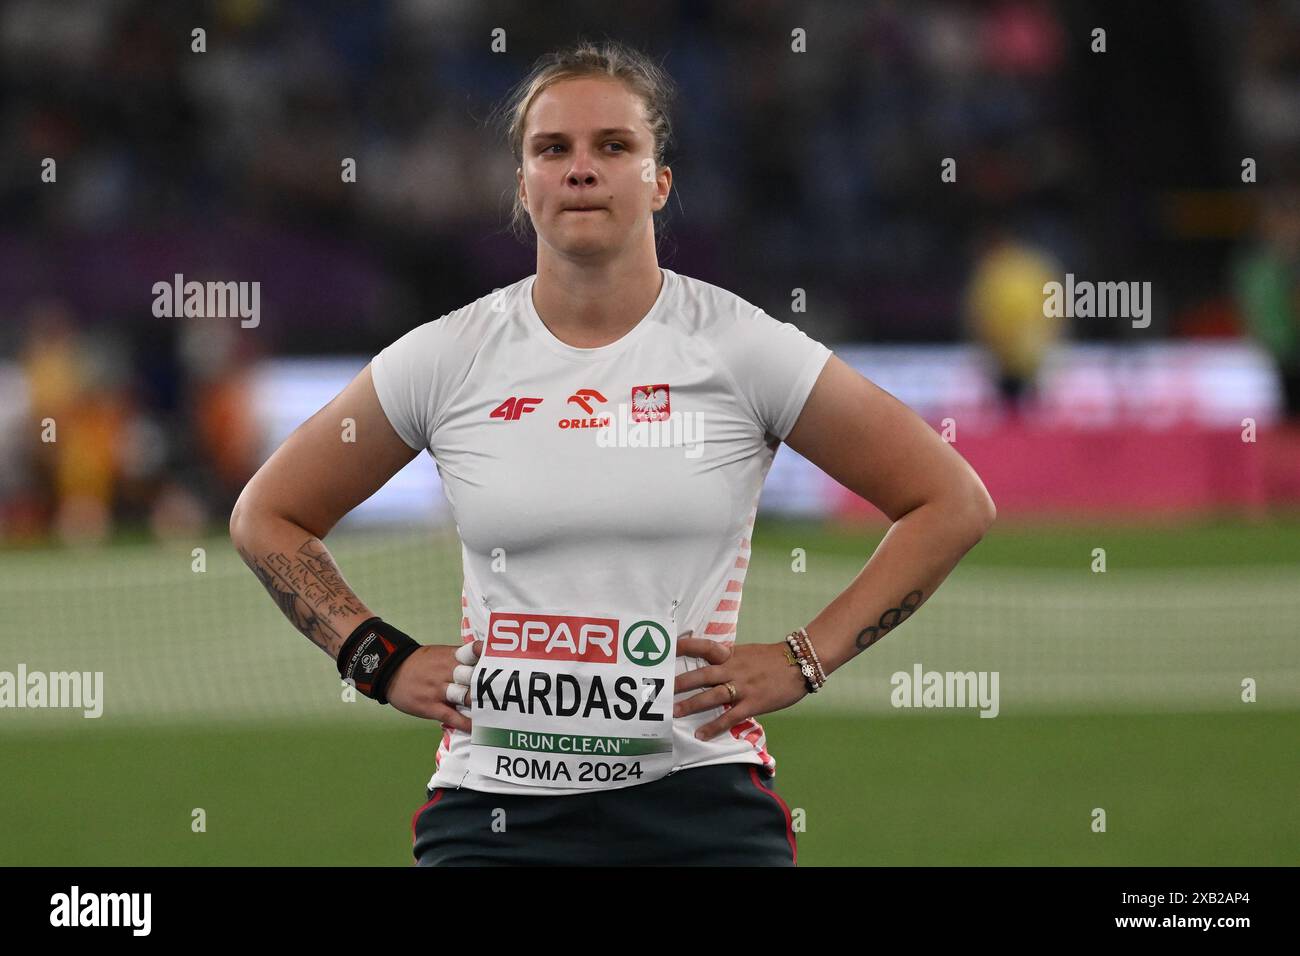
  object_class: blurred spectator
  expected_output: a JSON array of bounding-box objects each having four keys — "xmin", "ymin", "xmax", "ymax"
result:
[
  {"xmin": 964, "ymin": 226, "xmax": 1064, "ymax": 414},
  {"xmin": 18, "ymin": 304, "xmax": 134, "ymax": 545},
  {"xmin": 1233, "ymin": 184, "xmax": 1300, "ymax": 418},
  {"xmin": 181, "ymin": 315, "xmax": 261, "ymax": 521}
]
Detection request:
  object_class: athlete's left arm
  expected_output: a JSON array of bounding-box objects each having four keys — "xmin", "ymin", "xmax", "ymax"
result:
[
  {"xmin": 783, "ymin": 354, "xmax": 996, "ymax": 669},
  {"xmin": 676, "ymin": 355, "xmax": 996, "ymax": 738}
]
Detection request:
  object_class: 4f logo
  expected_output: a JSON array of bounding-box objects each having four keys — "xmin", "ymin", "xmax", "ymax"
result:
[
  {"xmin": 490, "ymin": 397, "xmax": 543, "ymax": 421},
  {"xmin": 631, "ymin": 384, "xmax": 670, "ymax": 422}
]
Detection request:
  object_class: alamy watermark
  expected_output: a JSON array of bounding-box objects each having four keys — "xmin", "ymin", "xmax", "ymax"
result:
[
  {"xmin": 50, "ymin": 886, "xmax": 150, "ymax": 936},
  {"xmin": 1043, "ymin": 273, "xmax": 1151, "ymax": 329},
  {"xmin": 890, "ymin": 663, "xmax": 999, "ymax": 718},
  {"xmin": 594, "ymin": 404, "xmax": 706, "ymax": 459},
  {"xmin": 151, "ymin": 273, "xmax": 260, "ymax": 328},
  {"xmin": 0, "ymin": 665, "xmax": 103, "ymax": 718}
]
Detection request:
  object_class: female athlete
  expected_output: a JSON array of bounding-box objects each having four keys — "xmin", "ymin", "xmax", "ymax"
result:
[{"xmin": 229, "ymin": 39, "xmax": 996, "ymax": 866}]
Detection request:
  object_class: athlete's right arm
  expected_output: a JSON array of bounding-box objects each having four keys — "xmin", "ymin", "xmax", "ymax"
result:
[{"xmin": 228, "ymin": 364, "xmax": 473, "ymax": 727}]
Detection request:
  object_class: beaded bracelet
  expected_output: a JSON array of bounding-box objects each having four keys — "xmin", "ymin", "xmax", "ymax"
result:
[
  {"xmin": 795, "ymin": 626, "xmax": 828, "ymax": 686},
  {"xmin": 785, "ymin": 631, "xmax": 820, "ymax": 693},
  {"xmin": 785, "ymin": 627, "xmax": 827, "ymax": 693}
]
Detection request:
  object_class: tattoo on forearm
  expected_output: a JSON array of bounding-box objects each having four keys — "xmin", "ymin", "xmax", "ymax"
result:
[
  {"xmin": 854, "ymin": 589, "xmax": 924, "ymax": 653},
  {"xmin": 236, "ymin": 538, "xmax": 368, "ymax": 656}
]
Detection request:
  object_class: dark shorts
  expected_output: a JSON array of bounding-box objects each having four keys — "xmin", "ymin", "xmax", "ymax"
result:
[{"xmin": 411, "ymin": 762, "xmax": 797, "ymax": 866}]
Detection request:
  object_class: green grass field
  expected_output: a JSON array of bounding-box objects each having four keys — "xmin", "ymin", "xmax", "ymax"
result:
[
  {"xmin": 3, "ymin": 710, "xmax": 1294, "ymax": 866},
  {"xmin": 1, "ymin": 515, "xmax": 1297, "ymax": 865}
]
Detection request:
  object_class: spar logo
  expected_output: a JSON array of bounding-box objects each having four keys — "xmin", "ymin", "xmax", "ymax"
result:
[
  {"xmin": 486, "ymin": 612, "xmax": 619, "ymax": 663},
  {"xmin": 622, "ymin": 620, "xmax": 670, "ymax": 666}
]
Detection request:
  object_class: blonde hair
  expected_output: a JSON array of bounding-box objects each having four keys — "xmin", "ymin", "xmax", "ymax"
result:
[{"xmin": 491, "ymin": 38, "xmax": 677, "ymax": 241}]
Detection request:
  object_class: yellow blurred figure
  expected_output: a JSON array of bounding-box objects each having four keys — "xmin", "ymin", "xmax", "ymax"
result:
[
  {"xmin": 965, "ymin": 237, "xmax": 1065, "ymax": 408},
  {"xmin": 19, "ymin": 301, "xmax": 129, "ymax": 542},
  {"xmin": 22, "ymin": 307, "xmax": 81, "ymax": 425},
  {"xmin": 54, "ymin": 391, "xmax": 127, "ymax": 505}
]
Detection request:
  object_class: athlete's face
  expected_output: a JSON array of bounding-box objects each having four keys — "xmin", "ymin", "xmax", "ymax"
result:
[{"xmin": 517, "ymin": 77, "xmax": 671, "ymax": 258}]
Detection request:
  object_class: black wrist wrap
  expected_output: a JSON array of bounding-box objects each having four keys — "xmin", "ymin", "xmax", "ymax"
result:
[{"xmin": 337, "ymin": 617, "xmax": 421, "ymax": 704}]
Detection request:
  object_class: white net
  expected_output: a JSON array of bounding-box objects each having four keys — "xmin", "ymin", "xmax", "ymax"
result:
[{"xmin": 1, "ymin": 524, "xmax": 1295, "ymax": 729}]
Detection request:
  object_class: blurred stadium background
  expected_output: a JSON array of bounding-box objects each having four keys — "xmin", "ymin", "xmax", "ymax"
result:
[{"xmin": 1, "ymin": 0, "xmax": 1297, "ymax": 865}]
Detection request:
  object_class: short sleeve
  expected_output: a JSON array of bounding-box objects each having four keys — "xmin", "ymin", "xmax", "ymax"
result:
[
  {"xmin": 369, "ymin": 319, "xmax": 445, "ymax": 452},
  {"xmin": 715, "ymin": 309, "xmax": 833, "ymax": 441}
]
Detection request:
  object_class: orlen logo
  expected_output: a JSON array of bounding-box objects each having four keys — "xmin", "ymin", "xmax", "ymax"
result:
[
  {"xmin": 567, "ymin": 388, "xmax": 606, "ymax": 415},
  {"xmin": 560, "ymin": 387, "xmax": 610, "ymax": 430},
  {"xmin": 486, "ymin": 612, "xmax": 619, "ymax": 663},
  {"xmin": 490, "ymin": 397, "xmax": 542, "ymax": 421}
]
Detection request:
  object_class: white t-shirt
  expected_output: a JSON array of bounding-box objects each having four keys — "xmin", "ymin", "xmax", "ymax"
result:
[{"xmin": 370, "ymin": 267, "xmax": 832, "ymax": 795}]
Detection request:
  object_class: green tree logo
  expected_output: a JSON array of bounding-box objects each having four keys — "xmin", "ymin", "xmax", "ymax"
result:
[{"xmin": 623, "ymin": 620, "xmax": 670, "ymax": 666}]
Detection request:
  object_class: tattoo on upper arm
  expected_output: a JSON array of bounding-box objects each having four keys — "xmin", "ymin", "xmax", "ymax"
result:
[
  {"xmin": 854, "ymin": 589, "xmax": 924, "ymax": 653},
  {"xmin": 236, "ymin": 539, "xmax": 368, "ymax": 657}
]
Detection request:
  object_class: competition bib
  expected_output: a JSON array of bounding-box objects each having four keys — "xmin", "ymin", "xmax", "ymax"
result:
[{"xmin": 468, "ymin": 606, "xmax": 677, "ymax": 791}]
